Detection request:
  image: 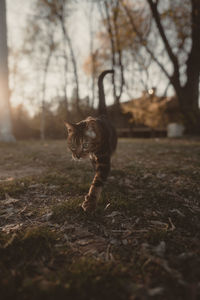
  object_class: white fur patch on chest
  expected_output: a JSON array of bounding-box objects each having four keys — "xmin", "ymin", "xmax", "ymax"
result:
[
  {"xmin": 85, "ymin": 128, "xmax": 96, "ymax": 138},
  {"xmin": 89, "ymin": 153, "xmax": 97, "ymax": 160}
]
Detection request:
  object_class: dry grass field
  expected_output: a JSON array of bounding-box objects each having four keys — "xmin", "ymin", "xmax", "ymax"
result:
[{"xmin": 0, "ymin": 138, "xmax": 200, "ymax": 300}]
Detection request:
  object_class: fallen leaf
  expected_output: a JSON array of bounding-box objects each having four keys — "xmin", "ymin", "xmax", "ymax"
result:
[
  {"xmin": 168, "ymin": 217, "xmax": 176, "ymax": 231},
  {"xmin": 148, "ymin": 286, "xmax": 164, "ymax": 296},
  {"xmin": 122, "ymin": 239, "xmax": 128, "ymax": 245},
  {"xmin": 170, "ymin": 209, "xmax": 185, "ymax": 217},
  {"xmin": 106, "ymin": 211, "xmax": 121, "ymax": 218},
  {"xmin": 0, "ymin": 206, "xmax": 16, "ymax": 219},
  {"xmin": 156, "ymin": 173, "xmax": 166, "ymax": 179},
  {"xmin": 1, "ymin": 194, "xmax": 19, "ymax": 205},
  {"xmin": 153, "ymin": 241, "xmax": 166, "ymax": 257},
  {"xmin": 1, "ymin": 223, "xmax": 23, "ymax": 233},
  {"xmin": 150, "ymin": 220, "xmax": 168, "ymax": 229}
]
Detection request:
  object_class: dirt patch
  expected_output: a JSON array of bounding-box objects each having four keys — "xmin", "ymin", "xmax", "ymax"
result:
[{"xmin": 0, "ymin": 166, "xmax": 45, "ymax": 181}]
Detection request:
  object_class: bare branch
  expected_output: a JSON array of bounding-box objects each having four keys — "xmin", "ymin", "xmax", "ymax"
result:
[
  {"xmin": 58, "ymin": 2, "xmax": 81, "ymax": 115},
  {"xmin": 113, "ymin": 0, "xmax": 125, "ymax": 102},
  {"xmin": 103, "ymin": 0, "xmax": 117, "ymax": 102},
  {"xmin": 146, "ymin": 0, "xmax": 180, "ymax": 84},
  {"xmin": 120, "ymin": 0, "xmax": 171, "ymax": 82}
]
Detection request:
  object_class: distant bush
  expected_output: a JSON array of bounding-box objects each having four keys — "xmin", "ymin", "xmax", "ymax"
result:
[{"xmin": 11, "ymin": 99, "xmax": 95, "ymax": 140}]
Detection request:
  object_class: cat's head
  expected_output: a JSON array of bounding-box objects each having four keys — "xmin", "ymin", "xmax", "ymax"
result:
[{"xmin": 65, "ymin": 120, "xmax": 97, "ymax": 160}]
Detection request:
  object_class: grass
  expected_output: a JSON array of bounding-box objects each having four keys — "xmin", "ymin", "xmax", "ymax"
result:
[{"xmin": 0, "ymin": 138, "xmax": 200, "ymax": 299}]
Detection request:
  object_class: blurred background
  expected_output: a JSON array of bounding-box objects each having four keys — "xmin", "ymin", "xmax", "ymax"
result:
[{"xmin": 0, "ymin": 0, "xmax": 200, "ymax": 141}]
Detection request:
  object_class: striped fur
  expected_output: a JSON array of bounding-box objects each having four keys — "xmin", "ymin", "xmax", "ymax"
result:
[{"xmin": 65, "ymin": 70, "xmax": 117, "ymax": 212}]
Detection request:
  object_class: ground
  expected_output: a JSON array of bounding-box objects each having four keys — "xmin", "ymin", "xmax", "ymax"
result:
[{"xmin": 0, "ymin": 138, "xmax": 200, "ymax": 300}]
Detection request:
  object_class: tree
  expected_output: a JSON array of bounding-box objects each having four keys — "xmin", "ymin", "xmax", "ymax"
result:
[
  {"xmin": 40, "ymin": 29, "xmax": 56, "ymax": 140},
  {"xmin": 25, "ymin": 0, "xmax": 83, "ymax": 120},
  {"xmin": 42, "ymin": 0, "xmax": 82, "ymax": 116},
  {"xmin": 147, "ymin": 0, "xmax": 200, "ymax": 133},
  {"xmin": 122, "ymin": 0, "xmax": 200, "ymax": 133},
  {"xmin": 86, "ymin": 0, "xmax": 152, "ymax": 105},
  {"xmin": 99, "ymin": 0, "xmax": 125, "ymax": 105},
  {"xmin": 0, "ymin": 0, "xmax": 15, "ymax": 142}
]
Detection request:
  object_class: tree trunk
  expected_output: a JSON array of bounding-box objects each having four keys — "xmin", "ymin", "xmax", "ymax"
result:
[
  {"xmin": 178, "ymin": 0, "xmax": 200, "ymax": 133},
  {"xmin": 40, "ymin": 45, "xmax": 52, "ymax": 140},
  {"xmin": 89, "ymin": 1, "xmax": 95, "ymax": 109},
  {"xmin": 146, "ymin": 0, "xmax": 200, "ymax": 134},
  {"xmin": 59, "ymin": 14, "xmax": 81, "ymax": 117},
  {"xmin": 177, "ymin": 84, "xmax": 200, "ymax": 134},
  {"xmin": 0, "ymin": 0, "xmax": 15, "ymax": 142},
  {"xmin": 103, "ymin": 1, "xmax": 118, "ymax": 104}
]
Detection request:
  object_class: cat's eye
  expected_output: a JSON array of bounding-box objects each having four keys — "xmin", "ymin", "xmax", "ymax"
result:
[{"xmin": 83, "ymin": 142, "xmax": 89, "ymax": 149}]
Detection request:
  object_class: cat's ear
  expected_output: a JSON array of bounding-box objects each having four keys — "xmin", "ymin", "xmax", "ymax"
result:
[
  {"xmin": 85, "ymin": 123, "xmax": 96, "ymax": 139},
  {"xmin": 64, "ymin": 122, "xmax": 76, "ymax": 134}
]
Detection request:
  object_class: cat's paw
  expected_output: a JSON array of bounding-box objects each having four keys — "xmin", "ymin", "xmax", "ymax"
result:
[{"xmin": 81, "ymin": 194, "xmax": 96, "ymax": 212}]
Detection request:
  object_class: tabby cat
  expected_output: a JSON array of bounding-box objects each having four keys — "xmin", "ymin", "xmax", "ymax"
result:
[{"xmin": 65, "ymin": 70, "xmax": 117, "ymax": 212}]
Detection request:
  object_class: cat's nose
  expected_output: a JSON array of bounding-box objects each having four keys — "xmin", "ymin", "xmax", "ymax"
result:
[{"xmin": 76, "ymin": 154, "xmax": 81, "ymax": 159}]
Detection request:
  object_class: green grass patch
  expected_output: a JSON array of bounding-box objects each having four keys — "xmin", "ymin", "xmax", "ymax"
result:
[
  {"xmin": 1, "ymin": 258, "xmax": 131, "ymax": 300},
  {"xmin": 51, "ymin": 198, "xmax": 83, "ymax": 223},
  {"xmin": 0, "ymin": 178, "xmax": 33, "ymax": 199},
  {"xmin": 0, "ymin": 226, "xmax": 58, "ymax": 262},
  {"xmin": 1, "ymin": 228, "xmax": 131, "ymax": 300},
  {"xmin": 58, "ymin": 258, "xmax": 130, "ymax": 300},
  {"xmin": 39, "ymin": 172, "xmax": 91, "ymax": 195}
]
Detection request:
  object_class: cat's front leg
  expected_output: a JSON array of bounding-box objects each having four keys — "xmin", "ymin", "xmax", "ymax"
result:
[
  {"xmin": 82, "ymin": 154, "xmax": 110, "ymax": 212},
  {"xmin": 82, "ymin": 193, "xmax": 98, "ymax": 212}
]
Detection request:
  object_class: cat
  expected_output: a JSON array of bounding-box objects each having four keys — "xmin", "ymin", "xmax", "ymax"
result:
[{"xmin": 65, "ymin": 70, "xmax": 117, "ymax": 212}]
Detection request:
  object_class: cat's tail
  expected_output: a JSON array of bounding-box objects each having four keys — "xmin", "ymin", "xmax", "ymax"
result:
[{"xmin": 98, "ymin": 69, "xmax": 114, "ymax": 116}]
